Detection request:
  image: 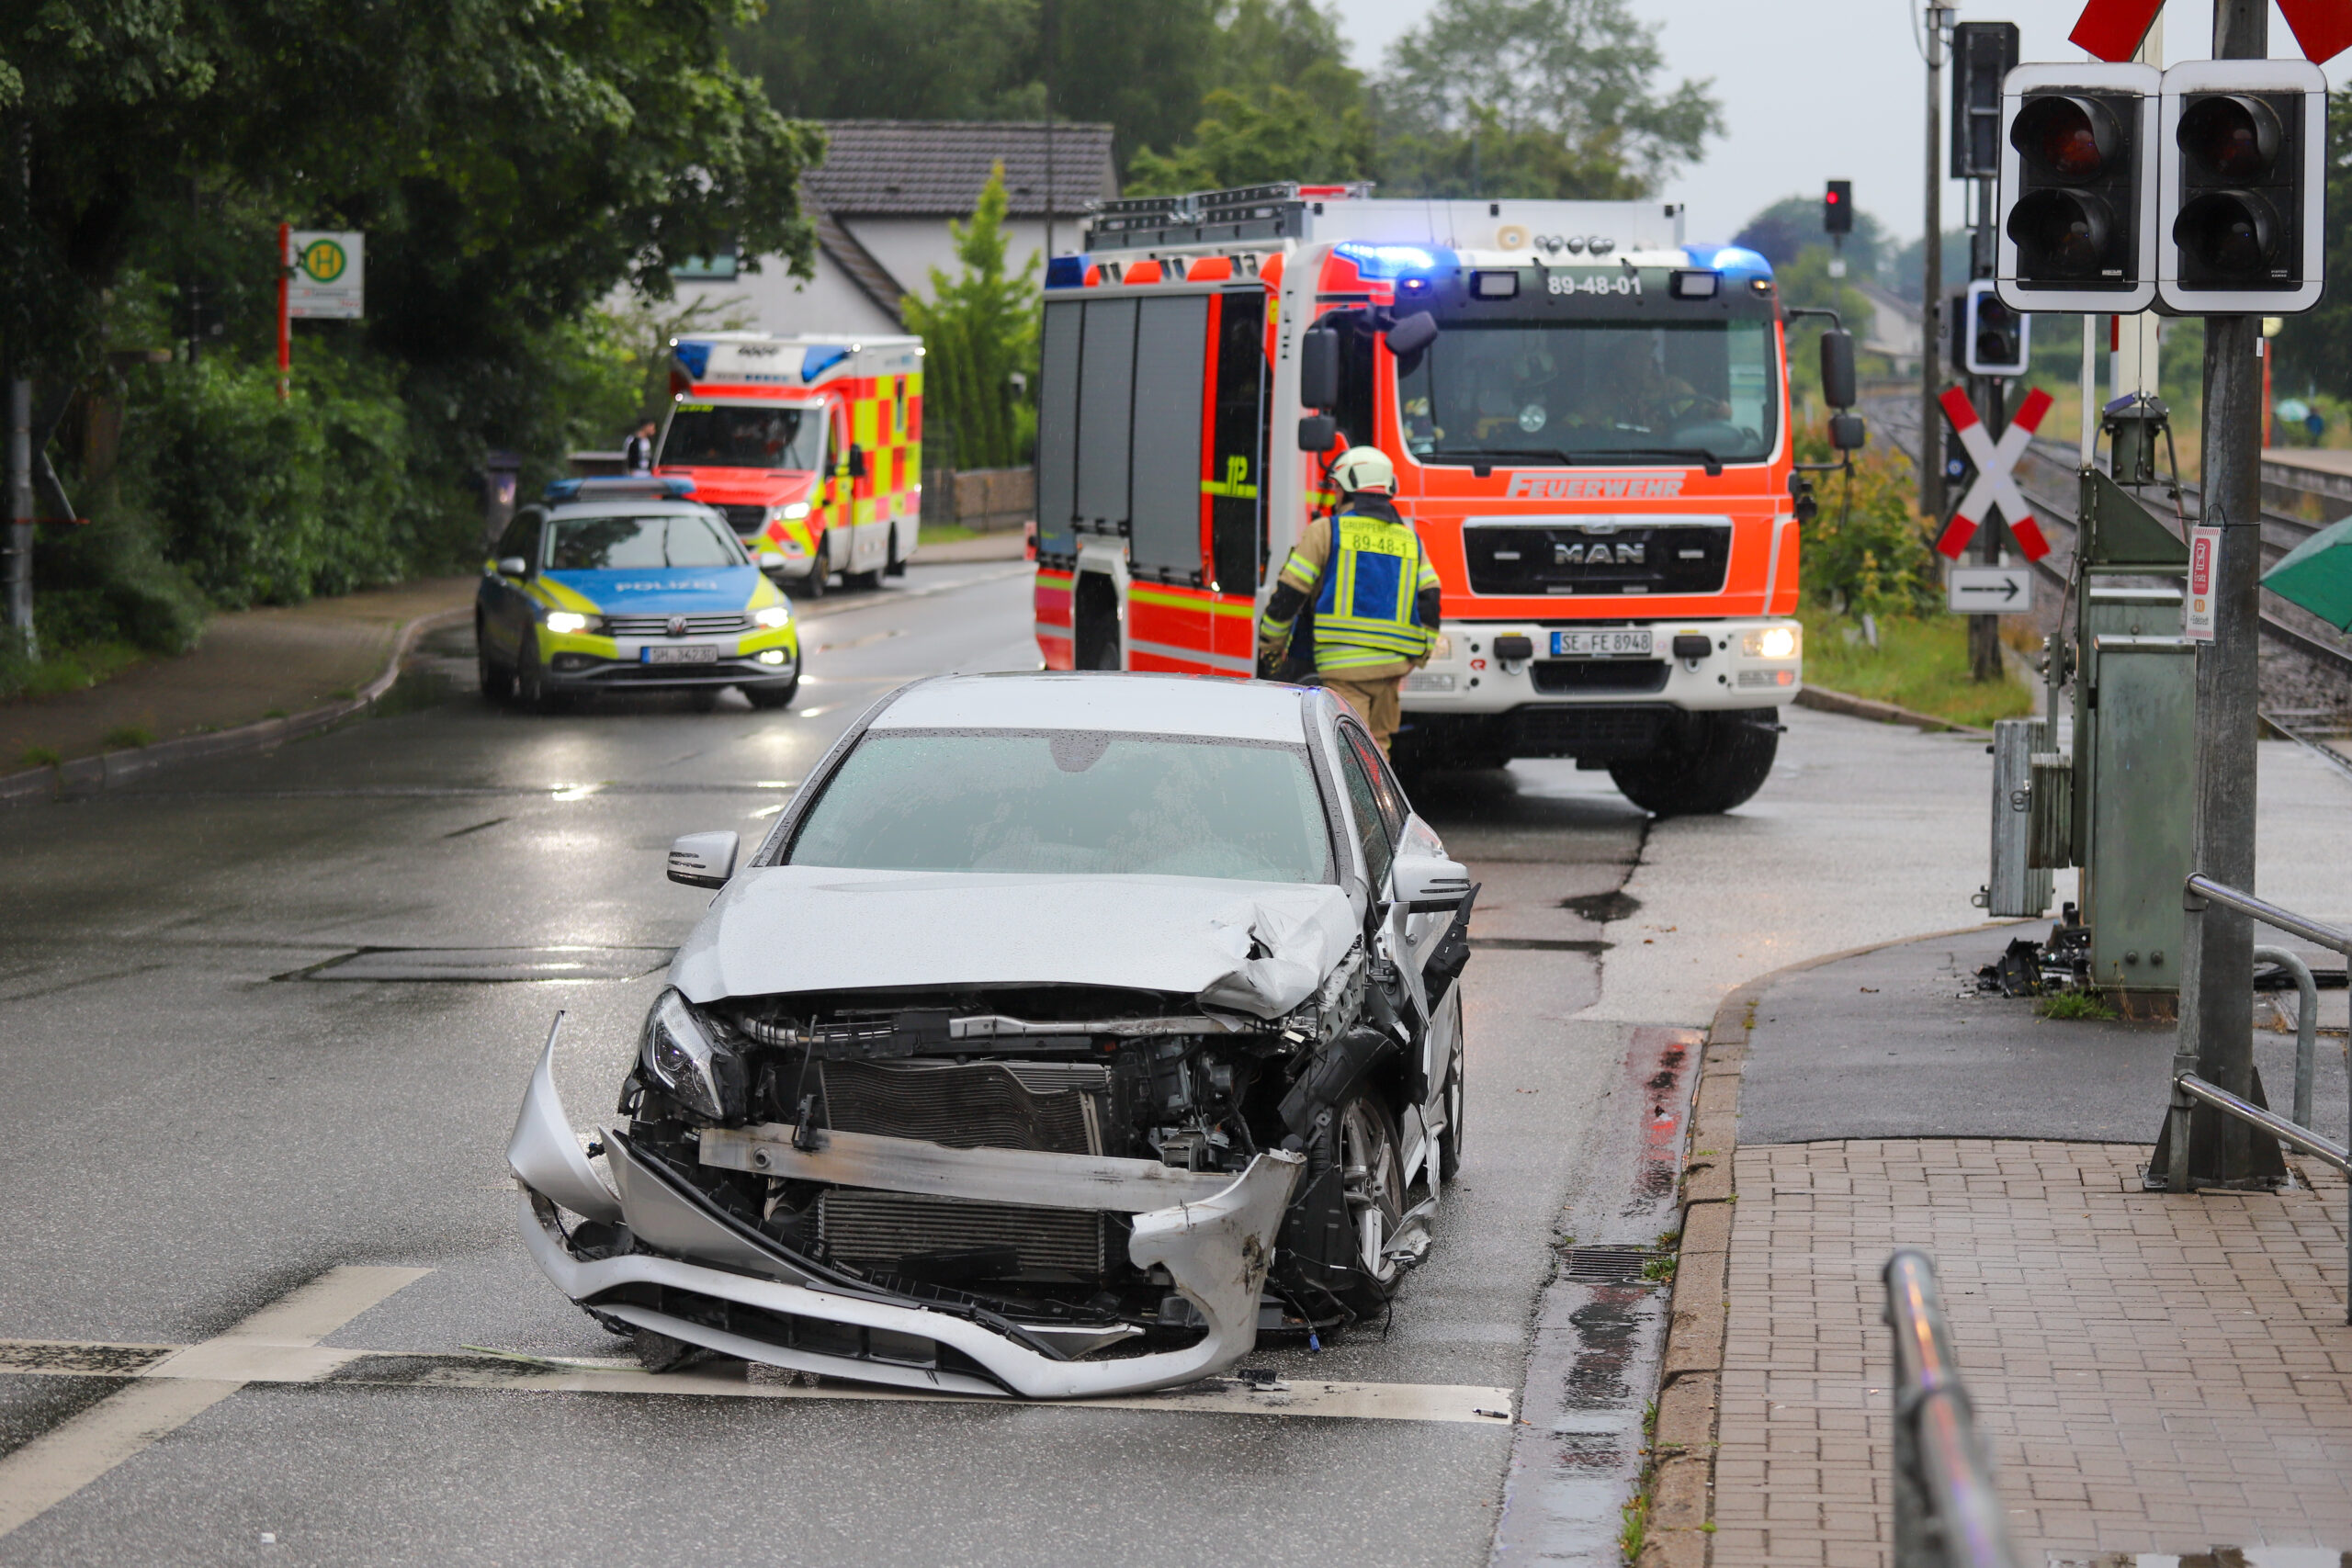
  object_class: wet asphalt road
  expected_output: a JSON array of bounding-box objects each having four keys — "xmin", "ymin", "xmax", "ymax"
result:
[{"xmin": 0, "ymin": 559, "xmax": 1662, "ymax": 1566}]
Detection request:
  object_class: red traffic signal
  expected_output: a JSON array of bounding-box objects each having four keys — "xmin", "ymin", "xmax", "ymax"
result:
[{"xmin": 1823, "ymin": 180, "xmax": 1852, "ymax": 235}]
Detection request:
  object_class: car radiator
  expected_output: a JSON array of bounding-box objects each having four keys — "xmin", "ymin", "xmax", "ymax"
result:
[{"xmin": 817, "ymin": 1191, "xmax": 1112, "ymax": 1280}]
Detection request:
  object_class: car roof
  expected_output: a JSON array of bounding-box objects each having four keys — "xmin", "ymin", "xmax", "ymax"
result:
[
  {"xmin": 542, "ymin": 499, "xmax": 730, "ymax": 523},
  {"xmin": 873, "ymin": 673, "xmax": 1315, "ymax": 743}
]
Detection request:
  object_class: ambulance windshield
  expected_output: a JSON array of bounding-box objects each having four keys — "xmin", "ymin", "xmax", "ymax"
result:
[
  {"xmin": 661, "ymin": 403, "xmax": 826, "ymax": 470},
  {"xmin": 1396, "ymin": 320, "xmax": 1778, "ymax": 468}
]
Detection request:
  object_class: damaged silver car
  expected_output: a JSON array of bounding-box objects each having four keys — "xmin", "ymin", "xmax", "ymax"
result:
[{"xmin": 508, "ymin": 671, "xmax": 1476, "ymax": 1398}]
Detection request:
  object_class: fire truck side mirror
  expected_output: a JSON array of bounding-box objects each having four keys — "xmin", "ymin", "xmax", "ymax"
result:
[
  {"xmin": 847, "ymin": 445, "xmax": 868, "ymax": 480},
  {"xmin": 1297, "ymin": 414, "xmax": 1339, "ymax": 452},
  {"xmin": 1828, "ymin": 412, "xmax": 1867, "ymax": 452},
  {"xmin": 1299, "ymin": 327, "xmax": 1340, "ymax": 410},
  {"xmin": 1819, "ymin": 330, "xmax": 1857, "ymax": 410},
  {"xmin": 1385, "ymin": 311, "xmax": 1438, "ymax": 357}
]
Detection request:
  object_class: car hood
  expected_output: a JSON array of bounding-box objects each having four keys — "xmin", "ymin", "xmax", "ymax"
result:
[
  {"xmin": 671, "ymin": 867, "xmax": 1363, "ymax": 1019},
  {"xmin": 541, "ymin": 565, "xmax": 760, "ymax": 615}
]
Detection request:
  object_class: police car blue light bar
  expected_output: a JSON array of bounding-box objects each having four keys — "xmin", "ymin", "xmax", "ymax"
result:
[{"xmin": 544, "ymin": 476, "xmax": 698, "ymax": 502}]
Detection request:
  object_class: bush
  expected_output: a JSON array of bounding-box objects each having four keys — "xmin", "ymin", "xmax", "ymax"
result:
[
  {"xmin": 1794, "ymin": 435, "xmax": 1940, "ymax": 619},
  {"xmin": 901, "ymin": 164, "xmax": 1038, "ymax": 469}
]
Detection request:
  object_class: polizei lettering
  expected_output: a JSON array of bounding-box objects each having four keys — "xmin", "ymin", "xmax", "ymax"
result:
[
  {"xmin": 1506, "ymin": 474, "xmax": 1687, "ymax": 500},
  {"xmin": 1554, "ymin": 541, "xmax": 1645, "ymax": 566}
]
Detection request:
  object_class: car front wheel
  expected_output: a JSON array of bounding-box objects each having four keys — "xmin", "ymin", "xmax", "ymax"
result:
[
  {"xmin": 475, "ymin": 615, "xmax": 514, "ymax": 704},
  {"xmin": 1337, "ymin": 1093, "xmax": 1407, "ymax": 1314}
]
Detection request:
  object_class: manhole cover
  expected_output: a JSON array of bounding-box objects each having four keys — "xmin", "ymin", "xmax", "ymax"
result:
[
  {"xmin": 286, "ymin": 947, "xmax": 673, "ymax": 983},
  {"xmin": 1559, "ymin": 1246, "xmax": 1650, "ymax": 1284}
]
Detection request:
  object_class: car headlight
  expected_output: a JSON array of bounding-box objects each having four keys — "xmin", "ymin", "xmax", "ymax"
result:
[
  {"xmin": 638, "ymin": 988, "xmax": 742, "ymax": 1122},
  {"xmin": 1743, "ymin": 626, "xmax": 1799, "ymax": 660},
  {"xmin": 753, "ymin": 605, "xmax": 792, "ymax": 629},
  {"xmin": 779, "ymin": 502, "xmax": 811, "ymax": 521},
  {"xmin": 544, "ymin": 610, "xmax": 592, "ymax": 636}
]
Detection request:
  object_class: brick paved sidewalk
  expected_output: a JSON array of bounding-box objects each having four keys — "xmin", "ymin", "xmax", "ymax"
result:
[{"xmin": 1713, "ymin": 1140, "xmax": 2352, "ymax": 1566}]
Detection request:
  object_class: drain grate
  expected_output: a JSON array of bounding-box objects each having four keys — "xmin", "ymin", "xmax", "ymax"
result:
[
  {"xmin": 284, "ymin": 947, "xmax": 673, "ymax": 983},
  {"xmin": 1559, "ymin": 1246, "xmax": 1651, "ymax": 1284}
]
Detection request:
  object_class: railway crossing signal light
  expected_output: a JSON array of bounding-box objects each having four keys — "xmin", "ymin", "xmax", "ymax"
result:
[
  {"xmin": 1951, "ymin": 22, "xmax": 2020, "ymax": 180},
  {"xmin": 2157, "ymin": 60, "xmax": 2327, "ymax": 314},
  {"xmin": 1962, "ymin": 278, "xmax": 2030, "ymax": 377},
  {"xmin": 1823, "ymin": 180, "xmax": 1852, "ymax": 235},
  {"xmin": 1997, "ymin": 63, "xmax": 2159, "ymax": 314}
]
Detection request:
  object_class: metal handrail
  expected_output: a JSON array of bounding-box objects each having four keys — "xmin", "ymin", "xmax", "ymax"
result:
[
  {"xmin": 1883, "ymin": 1250, "xmax": 2023, "ymax": 1568},
  {"xmin": 2166, "ymin": 876, "xmax": 2352, "ymax": 1325}
]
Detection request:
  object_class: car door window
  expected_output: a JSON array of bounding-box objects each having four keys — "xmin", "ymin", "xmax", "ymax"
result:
[
  {"xmin": 496, "ymin": 508, "xmax": 539, "ymax": 565},
  {"xmin": 1344, "ymin": 726, "xmax": 1408, "ymax": 844},
  {"xmin": 1334, "ymin": 728, "xmax": 1395, "ymax": 890}
]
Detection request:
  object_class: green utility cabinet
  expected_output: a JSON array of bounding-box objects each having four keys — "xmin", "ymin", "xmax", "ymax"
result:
[{"xmin": 2082, "ymin": 631, "xmax": 2196, "ymax": 990}]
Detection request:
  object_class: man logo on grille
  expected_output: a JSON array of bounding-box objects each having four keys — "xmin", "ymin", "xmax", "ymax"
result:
[{"xmin": 667, "ymin": 615, "xmax": 688, "ymax": 637}]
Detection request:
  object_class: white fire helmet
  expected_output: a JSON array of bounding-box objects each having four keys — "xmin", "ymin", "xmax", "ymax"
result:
[{"xmin": 1330, "ymin": 446, "xmax": 1396, "ymax": 498}]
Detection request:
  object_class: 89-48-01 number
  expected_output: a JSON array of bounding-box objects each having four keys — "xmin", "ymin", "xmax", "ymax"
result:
[{"xmin": 1547, "ymin": 273, "xmax": 1642, "ymax": 297}]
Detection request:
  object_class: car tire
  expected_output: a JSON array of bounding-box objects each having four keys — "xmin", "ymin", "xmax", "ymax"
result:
[
  {"xmin": 475, "ymin": 615, "xmax": 514, "ymax": 705},
  {"xmin": 742, "ymin": 681, "xmax": 797, "ymax": 710},
  {"xmin": 883, "ymin": 525, "xmax": 907, "ymax": 579},
  {"xmin": 1336, "ymin": 1092, "xmax": 1408, "ymax": 1314},
  {"xmin": 1608, "ymin": 711, "xmax": 1779, "ymax": 818},
  {"xmin": 801, "ymin": 545, "xmax": 828, "ymax": 600}
]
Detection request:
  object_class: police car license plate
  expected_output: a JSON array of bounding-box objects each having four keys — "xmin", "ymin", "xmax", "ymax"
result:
[
  {"xmin": 641, "ymin": 645, "xmax": 720, "ymax": 665},
  {"xmin": 1550, "ymin": 629, "xmax": 1654, "ymax": 658}
]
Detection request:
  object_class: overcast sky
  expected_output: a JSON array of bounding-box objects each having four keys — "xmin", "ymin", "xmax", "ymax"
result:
[{"xmin": 1327, "ymin": 0, "xmax": 2348, "ymax": 251}]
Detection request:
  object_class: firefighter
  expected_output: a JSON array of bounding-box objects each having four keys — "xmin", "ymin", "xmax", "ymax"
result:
[{"xmin": 1256, "ymin": 446, "xmax": 1442, "ymax": 755}]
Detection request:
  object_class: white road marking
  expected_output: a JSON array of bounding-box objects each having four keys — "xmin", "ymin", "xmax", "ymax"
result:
[
  {"xmin": 0, "ymin": 1266, "xmax": 430, "ymax": 1541},
  {"xmin": 0, "ymin": 1337, "xmax": 1514, "ymax": 1427}
]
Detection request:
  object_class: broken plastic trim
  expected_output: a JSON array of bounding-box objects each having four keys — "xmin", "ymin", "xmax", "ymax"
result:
[{"xmin": 507, "ymin": 1022, "xmax": 1305, "ymax": 1399}]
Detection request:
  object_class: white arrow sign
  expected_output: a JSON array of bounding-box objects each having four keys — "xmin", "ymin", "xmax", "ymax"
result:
[
  {"xmin": 1937, "ymin": 386, "xmax": 2052, "ymax": 562},
  {"xmin": 1947, "ymin": 566, "xmax": 2034, "ymax": 615}
]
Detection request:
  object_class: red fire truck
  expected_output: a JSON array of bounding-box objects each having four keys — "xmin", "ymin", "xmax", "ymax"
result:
[
  {"xmin": 1031, "ymin": 183, "xmax": 1859, "ymax": 813},
  {"xmin": 660, "ymin": 333, "xmax": 924, "ymax": 597}
]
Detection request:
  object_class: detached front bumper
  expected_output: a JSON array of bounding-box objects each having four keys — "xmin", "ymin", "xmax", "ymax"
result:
[{"xmin": 505, "ymin": 1024, "xmax": 1303, "ymax": 1400}]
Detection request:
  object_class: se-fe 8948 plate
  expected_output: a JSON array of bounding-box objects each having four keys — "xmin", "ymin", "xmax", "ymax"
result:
[
  {"xmin": 1550, "ymin": 629, "xmax": 1654, "ymax": 659},
  {"xmin": 641, "ymin": 645, "xmax": 721, "ymax": 665}
]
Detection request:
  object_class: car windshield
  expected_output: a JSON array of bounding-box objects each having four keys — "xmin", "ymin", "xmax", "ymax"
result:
[
  {"xmin": 786, "ymin": 730, "xmax": 1333, "ymax": 884},
  {"xmin": 545, "ymin": 513, "xmax": 743, "ymax": 570},
  {"xmin": 661, "ymin": 403, "xmax": 825, "ymax": 470},
  {"xmin": 1397, "ymin": 320, "xmax": 1779, "ymax": 466}
]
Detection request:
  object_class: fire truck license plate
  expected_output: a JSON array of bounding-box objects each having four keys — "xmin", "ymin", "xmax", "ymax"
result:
[
  {"xmin": 1550, "ymin": 629, "xmax": 1654, "ymax": 658},
  {"xmin": 642, "ymin": 645, "xmax": 720, "ymax": 665}
]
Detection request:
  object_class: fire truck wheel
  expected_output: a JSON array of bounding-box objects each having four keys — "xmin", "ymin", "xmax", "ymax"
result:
[{"xmin": 1607, "ymin": 712, "xmax": 1779, "ymax": 818}]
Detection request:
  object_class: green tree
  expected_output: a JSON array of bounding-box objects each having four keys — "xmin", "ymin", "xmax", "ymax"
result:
[
  {"xmin": 1376, "ymin": 0, "xmax": 1721, "ymax": 197},
  {"xmin": 902, "ymin": 164, "xmax": 1040, "ymax": 468},
  {"xmin": 1733, "ymin": 195, "xmax": 1888, "ymax": 279},
  {"xmin": 1125, "ymin": 1, "xmax": 1369, "ymax": 193},
  {"xmin": 2273, "ymin": 87, "xmax": 2352, "ymax": 402}
]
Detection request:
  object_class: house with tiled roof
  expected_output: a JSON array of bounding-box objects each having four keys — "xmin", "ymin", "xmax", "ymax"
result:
[{"xmin": 671, "ymin": 119, "xmax": 1119, "ymax": 337}]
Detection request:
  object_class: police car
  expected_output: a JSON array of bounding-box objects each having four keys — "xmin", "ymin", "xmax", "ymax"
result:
[{"xmin": 477, "ymin": 478, "xmax": 800, "ymax": 711}]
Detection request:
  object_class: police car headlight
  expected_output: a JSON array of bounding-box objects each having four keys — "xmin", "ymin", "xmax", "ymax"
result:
[
  {"xmin": 544, "ymin": 611, "xmax": 591, "ymax": 636},
  {"xmin": 1743, "ymin": 626, "xmax": 1799, "ymax": 660},
  {"xmin": 753, "ymin": 605, "xmax": 792, "ymax": 629},
  {"xmin": 638, "ymin": 989, "xmax": 741, "ymax": 1122},
  {"xmin": 779, "ymin": 502, "xmax": 811, "ymax": 521}
]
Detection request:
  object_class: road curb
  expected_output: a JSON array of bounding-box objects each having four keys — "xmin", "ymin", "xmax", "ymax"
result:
[
  {"xmin": 1633, "ymin": 920, "xmax": 2021, "ymax": 1568},
  {"xmin": 0, "ymin": 606, "xmax": 471, "ymax": 808},
  {"xmin": 1794, "ymin": 683, "xmax": 1995, "ymax": 739}
]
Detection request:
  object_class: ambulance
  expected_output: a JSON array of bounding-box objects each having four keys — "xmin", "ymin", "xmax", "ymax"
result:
[
  {"xmin": 659, "ymin": 333, "xmax": 924, "ymax": 598},
  {"xmin": 1031, "ymin": 183, "xmax": 1864, "ymax": 814}
]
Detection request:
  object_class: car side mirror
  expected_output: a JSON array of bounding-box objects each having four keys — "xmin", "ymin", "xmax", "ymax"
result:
[
  {"xmin": 667, "ymin": 830, "xmax": 740, "ymax": 888},
  {"xmin": 1819, "ymin": 329, "xmax": 1857, "ymax": 411},
  {"xmin": 1297, "ymin": 413, "xmax": 1339, "ymax": 452},
  {"xmin": 1392, "ymin": 852, "xmax": 1473, "ymax": 912},
  {"xmin": 1385, "ymin": 310, "xmax": 1438, "ymax": 356},
  {"xmin": 1828, "ymin": 412, "xmax": 1867, "ymax": 452},
  {"xmin": 1299, "ymin": 326, "xmax": 1340, "ymax": 411},
  {"xmin": 847, "ymin": 445, "xmax": 868, "ymax": 480},
  {"xmin": 497, "ymin": 556, "xmax": 528, "ymax": 578}
]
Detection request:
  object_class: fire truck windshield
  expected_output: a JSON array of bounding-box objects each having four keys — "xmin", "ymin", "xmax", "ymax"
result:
[
  {"xmin": 1397, "ymin": 319, "xmax": 1779, "ymax": 468},
  {"xmin": 662, "ymin": 403, "xmax": 825, "ymax": 470}
]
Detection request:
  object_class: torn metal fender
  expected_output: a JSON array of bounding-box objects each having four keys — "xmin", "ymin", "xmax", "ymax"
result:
[
  {"xmin": 515, "ymin": 1148, "xmax": 1302, "ymax": 1397},
  {"xmin": 505, "ymin": 1012, "xmax": 623, "ymax": 1225}
]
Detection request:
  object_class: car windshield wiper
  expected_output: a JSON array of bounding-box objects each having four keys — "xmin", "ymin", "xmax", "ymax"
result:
[{"xmin": 1423, "ymin": 446, "xmax": 1726, "ymax": 478}]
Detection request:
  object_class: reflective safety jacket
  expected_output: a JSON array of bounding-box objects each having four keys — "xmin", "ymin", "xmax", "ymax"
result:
[{"xmin": 1259, "ymin": 498, "xmax": 1442, "ymax": 674}]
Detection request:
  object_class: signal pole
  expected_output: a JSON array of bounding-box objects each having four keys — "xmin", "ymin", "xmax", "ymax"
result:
[
  {"xmin": 1920, "ymin": 6, "xmax": 1953, "ymax": 522},
  {"xmin": 2177, "ymin": 0, "xmax": 2268, "ymax": 1185}
]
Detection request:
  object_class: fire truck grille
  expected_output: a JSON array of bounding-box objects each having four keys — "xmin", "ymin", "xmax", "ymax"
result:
[
  {"xmin": 818, "ymin": 1191, "xmax": 1113, "ymax": 1280},
  {"xmin": 1503, "ymin": 703, "xmax": 1674, "ymax": 761},
  {"xmin": 1463, "ymin": 525, "xmax": 1731, "ymax": 597},
  {"xmin": 602, "ymin": 612, "xmax": 751, "ymax": 637},
  {"xmin": 718, "ymin": 504, "xmax": 768, "ymax": 535}
]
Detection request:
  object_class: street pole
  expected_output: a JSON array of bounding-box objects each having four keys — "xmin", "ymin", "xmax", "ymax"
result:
[
  {"xmin": 2177, "ymin": 0, "xmax": 2270, "ymax": 1186},
  {"xmin": 1920, "ymin": 6, "xmax": 1951, "ymax": 522},
  {"xmin": 277, "ymin": 222, "xmax": 292, "ymax": 402},
  {"xmin": 1970, "ymin": 174, "xmax": 2005, "ymax": 682},
  {"xmin": 6, "ymin": 375, "xmax": 30, "ymax": 659}
]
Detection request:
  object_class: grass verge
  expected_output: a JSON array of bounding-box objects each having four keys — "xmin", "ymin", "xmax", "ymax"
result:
[
  {"xmin": 2039, "ymin": 988, "xmax": 2120, "ymax": 1021},
  {"xmin": 0, "ymin": 641, "xmax": 149, "ymax": 704},
  {"xmin": 1798, "ymin": 607, "xmax": 2036, "ymax": 729}
]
